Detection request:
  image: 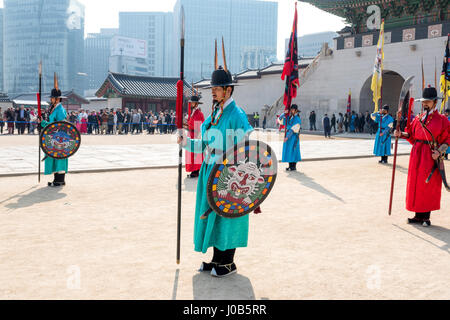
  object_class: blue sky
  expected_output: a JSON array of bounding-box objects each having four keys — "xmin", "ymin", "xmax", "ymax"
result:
[{"xmin": 0, "ymin": 0, "xmax": 346, "ymax": 60}]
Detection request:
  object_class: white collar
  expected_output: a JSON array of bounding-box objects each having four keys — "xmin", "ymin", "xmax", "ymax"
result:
[{"xmin": 222, "ymin": 97, "xmax": 234, "ymax": 110}]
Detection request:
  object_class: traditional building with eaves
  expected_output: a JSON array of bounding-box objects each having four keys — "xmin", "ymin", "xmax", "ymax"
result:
[
  {"xmin": 272, "ymin": 0, "xmax": 450, "ymax": 130},
  {"xmin": 96, "ymin": 72, "xmax": 192, "ymax": 114}
]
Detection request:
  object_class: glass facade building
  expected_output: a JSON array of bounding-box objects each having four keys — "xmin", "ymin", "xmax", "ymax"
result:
[
  {"xmin": 286, "ymin": 31, "xmax": 339, "ymax": 58},
  {"xmin": 3, "ymin": 0, "xmax": 85, "ymax": 96},
  {"xmin": 173, "ymin": 0, "xmax": 278, "ymax": 82},
  {"xmin": 84, "ymin": 28, "xmax": 118, "ymax": 94},
  {"xmin": 119, "ymin": 12, "xmax": 174, "ymax": 77},
  {"xmin": 0, "ymin": 9, "xmax": 3, "ymax": 92}
]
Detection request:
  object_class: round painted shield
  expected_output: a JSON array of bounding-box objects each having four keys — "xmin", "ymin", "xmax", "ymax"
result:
[
  {"xmin": 40, "ymin": 121, "xmax": 81, "ymax": 160},
  {"xmin": 207, "ymin": 140, "xmax": 278, "ymax": 219}
]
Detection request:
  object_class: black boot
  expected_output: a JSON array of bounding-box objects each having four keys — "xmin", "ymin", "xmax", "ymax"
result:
[
  {"xmin": 188, "ymin": 170, "xmax": 200, "ymax": 179},
  {"xmin": 199, "ymin": 247, "xmax": 221, "ymax": 272},
  {"xmin": 422, "ymin": 212, "xmax": 431, "ymax": 227},
  {"xmin": 211, "ymin": 249, "xmax": 237, "ymax": 278},
  {"xmin": 408, "ymin": 213, "xmax": 426, "ymax": 225},
  {"xmin": 48, "ymin": 173, "xmax": 66, "ymax": 187}
]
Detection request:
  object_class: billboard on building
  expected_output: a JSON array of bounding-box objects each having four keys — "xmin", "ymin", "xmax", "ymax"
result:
[{"xmin": 111, "ymin": 36, "xmax": 147, "ymax": 58}]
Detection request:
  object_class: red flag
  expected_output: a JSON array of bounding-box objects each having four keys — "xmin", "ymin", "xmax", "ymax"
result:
[
  {"xmin": 37, "ymin": 93, "xmax": 42, "ymax": 118},
  {"xmin": 347, "ymin": 89, "xmax": 352, "ymax": 114},
  {"xmin": 281, "ymin": 2, "xmax": 299, "ymax": 112},
  {"xmin": 176, "ymin": 80, "xmax": 184, "ymax": 129}
]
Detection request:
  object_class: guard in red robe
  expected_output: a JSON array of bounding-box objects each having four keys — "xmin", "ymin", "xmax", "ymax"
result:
[
  {"xmin": 395, "ymin": 87, "xmax": 450, "ymax": 227},
  {"xmin": 185, "ymin": 94, "xmax": 205, "ymax": 178}
]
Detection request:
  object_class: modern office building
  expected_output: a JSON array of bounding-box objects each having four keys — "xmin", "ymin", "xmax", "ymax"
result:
[
  {"xmin": 0, "ymin": 9, "xmax": 4, "ymax": 92},
  {"xmin": 84, "ymin": 28, "xmax": 119, "ymax": 95},
  {"xmin": 109, "ymin": 35, "xmax": 150, "ymax": 76},
  {"xmin": 285, "ymin": 31, "xmax": 339, "ymax": 58},
  {"xmin": 173, "ymin": 0, "xmax": 278, "ymax": 82},
  {"xmin": 119, "ymin": 12, "xmax": 174, "ymax": 77},
  {"xmin": 3, "ymin": 0, "xmax": 85, "ymax": 96}
]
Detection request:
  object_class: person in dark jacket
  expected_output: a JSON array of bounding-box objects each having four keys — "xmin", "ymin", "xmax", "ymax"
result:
[
  {"xmin": 323, "ymin": 114, "xmax": 331, "ymax": 138},
  {"xmin": 331, "ymin": 114, "xmax": 336, "ymax": 133}
]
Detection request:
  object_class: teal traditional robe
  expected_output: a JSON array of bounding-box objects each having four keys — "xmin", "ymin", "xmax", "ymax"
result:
[
  {"xmin": 372, "ymin": 113, "xmax": 394, "ymax": 157},
  {"xmin": 184, "ymin": 99, "xmax": 253, "ymax": 253},
  {"xmin": 41, "ymin": 104, "xmax": 69, "ymax": 175}
]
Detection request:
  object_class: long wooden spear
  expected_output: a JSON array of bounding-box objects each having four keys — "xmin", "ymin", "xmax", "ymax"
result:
[
  {"xmin": 388, "ymin": 76, "xmax": 414, "ymax": 216},
  {"xmin": 37, "ymin": 61, "xmax": 42, "ymax": 183},
  {"xmin": 175, "ymin": 6, "xmax": 185, "ymax": 265}
]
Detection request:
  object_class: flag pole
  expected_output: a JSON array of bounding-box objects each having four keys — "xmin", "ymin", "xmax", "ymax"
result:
[
  {"xmin": 175, "ymin": 6, "xmax": 185, "ymax": 265},
  {"xmin": 37, "ymin": 62, "xmax": 42, "ymax": 183}
]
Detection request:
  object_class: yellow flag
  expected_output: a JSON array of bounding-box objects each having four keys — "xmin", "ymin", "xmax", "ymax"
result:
[
  {"xmin": 371, "ymin": 21, "xmax": 385, "ymax": 113},
  {"xmin": 440, "ymin": 35, "xmax": 450, "ymax": 113}
]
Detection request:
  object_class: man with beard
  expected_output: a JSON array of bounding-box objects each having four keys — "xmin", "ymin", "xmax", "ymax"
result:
[
  {"xmin": 394, "ymin": 87, "xmax": 450, "ymax": 227},
  {"xmin": 178, "ymin": 40, "xmax": 253, "ymax": 277}
]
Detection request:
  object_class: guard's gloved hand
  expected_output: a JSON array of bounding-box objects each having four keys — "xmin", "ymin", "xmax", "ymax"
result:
[{"xmin": 438, "ymin": 144, "xmax": 449, "ymax": 155}]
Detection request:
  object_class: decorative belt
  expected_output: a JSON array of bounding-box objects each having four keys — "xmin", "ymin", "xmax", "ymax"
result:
[{"xmin": 415, "ymin": 140, "xmax": 432, "ymax": 145}]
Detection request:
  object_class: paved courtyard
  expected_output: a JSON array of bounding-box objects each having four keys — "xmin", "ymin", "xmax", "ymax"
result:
[
  {"xmin": 0, "ymin": 132, "xmax": 412, "ymax": 176},
  {"xmin": 0, "ymin": 156, "xmax": 449, "ymax": 300}
]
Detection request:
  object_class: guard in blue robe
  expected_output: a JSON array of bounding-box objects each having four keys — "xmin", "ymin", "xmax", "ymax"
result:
[
  {"xmin": 179, "ymin": 42, "xmax": 253, "ymax": 278},
  {"xmin": 40, "ymin": 87, "xmax": 69, "ymax": 187},
  {"xmin": 372, "ymin": 105, "xmax": 394, "ymax": 164},
  {"xmin": 280, "ymin": 104, "xmax": 302, "ymax": 171}
]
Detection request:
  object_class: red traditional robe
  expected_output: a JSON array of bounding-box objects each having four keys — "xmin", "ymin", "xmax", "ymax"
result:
[
  {"xmin": 185, "ymin": 108, "xmax": 205, "ymax": 172},
  {"xmin": 403, "ymin": 110, "xmax": 450, "ymax": 212}
]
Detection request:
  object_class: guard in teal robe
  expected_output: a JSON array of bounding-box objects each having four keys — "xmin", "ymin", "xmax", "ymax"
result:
[
  {"xmin": 181, "ymin": 60, "xmax": 253, "ymax": 277},
  {"xmin": 40, "ymin": 88, "xmax": 69, "ymax": 187},
  {"xmin": 280, "ymin": 104, "xmax": 301, "ymax": 171},
  {"xmin": 372, "ymin": 105, "xmax": 394, "ymax": 164}
]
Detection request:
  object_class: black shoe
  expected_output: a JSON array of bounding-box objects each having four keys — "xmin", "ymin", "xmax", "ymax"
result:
[
  {"xmin": 199, "ymin": 262, "xmax": 219, "ymax": 272},
  {"xmin": 211, "ymin": 263, "xmax": 237, "ymax": 278},
  {"xmin": 48, "ymin": 182, "xmax": 65, "ymax": 187},
  {"xmin": 407, "ymin": 217, "xmax": 423, "ymax": 224},
  {"xmin": 422, "ymin": 220, "xmax": 431, "ymax": 227},
  {"xmin": 188, "ymin": 172, "xmax": 199, "ymax": 179}
]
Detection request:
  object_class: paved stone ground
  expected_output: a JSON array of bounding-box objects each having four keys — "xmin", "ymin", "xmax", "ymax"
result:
[
  {"xmin": 0, "ymin": 157, "xmax": 449, "ymax": 300},
  {"xmin": 0, "ymin": 132, "xmax": 411, "ymax": 175}
]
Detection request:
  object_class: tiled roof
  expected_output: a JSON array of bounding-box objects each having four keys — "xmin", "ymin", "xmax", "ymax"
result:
[
  {"xmin": 12, "ymin": 91, "xmax": 88, "ymax": 104},
  {"xmin": 97, "ymin": 72, "xmax": 192, "ymax": 99},
  {"xmin": 0, "ymin": 93, "xmax": 11, "ymax": 103}
]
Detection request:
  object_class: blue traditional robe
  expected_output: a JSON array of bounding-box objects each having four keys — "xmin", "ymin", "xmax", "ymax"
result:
[
  {"xmin": 184, "ymin": 98, "xmax": 253, "ymax": 253},
  {"xmin": 372, "ymin": 113, "xmax": 394, "ymax": 157},
  {"xmin": 41, "ymin": 104, "xmax": 69, "ymax": 175},
  {"xmin": 349, "ymin": 114, "xmax": 356, "ymax": 132},
  {"xmin": 280, "ymin": 114, "xmax": 301, "ymax": 163}
]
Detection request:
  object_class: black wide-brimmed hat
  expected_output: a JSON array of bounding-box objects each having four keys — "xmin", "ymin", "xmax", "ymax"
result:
[
  {"xmin": 189, "ymin": 95, "xmax": 203, "ymax": 104},
  {"xmin": 51, "ymin": 73, "xmax": 67, "ymax": 99},
  {"xmin": 382, "ymin": 104, "xmax": 390, "ymax": 111},
  {"xmin": 416, "ymin": 86, "xmax": 442, "ymax": 102},
  {"xmin": 290, "ymin": 104, "xmax": 299, "ymax": 111},
  {"xmin": 205, "ymin": 38, "xmax": 239, "ymax": 89}
]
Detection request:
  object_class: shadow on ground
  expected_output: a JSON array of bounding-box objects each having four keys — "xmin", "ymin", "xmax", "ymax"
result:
[
  {"xmin": 286, "ymin": 171, "xmax": 345, "ymax": 203},
  {"xmin": 3, "ymin": 186, "xmax": 67, "ymax": 210},
  {"xmin": 183, "ymin": 177, "xmax": 198, "ymax": 193},
  {"xmin": 385, "ymin": 163, "xmax": 409, "ymax": 175},
  {"xmin": 393, "ymin": 224, "xmax": 450, "ymax": 254},
  {"xmin": 192, "ymin": 272, "xmax": 256, "ymax": 300}
]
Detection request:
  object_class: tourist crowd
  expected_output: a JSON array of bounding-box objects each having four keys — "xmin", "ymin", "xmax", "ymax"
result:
[{"xmin": 0, "ymin": 106, "xmax": 179, "ymax": 135}]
